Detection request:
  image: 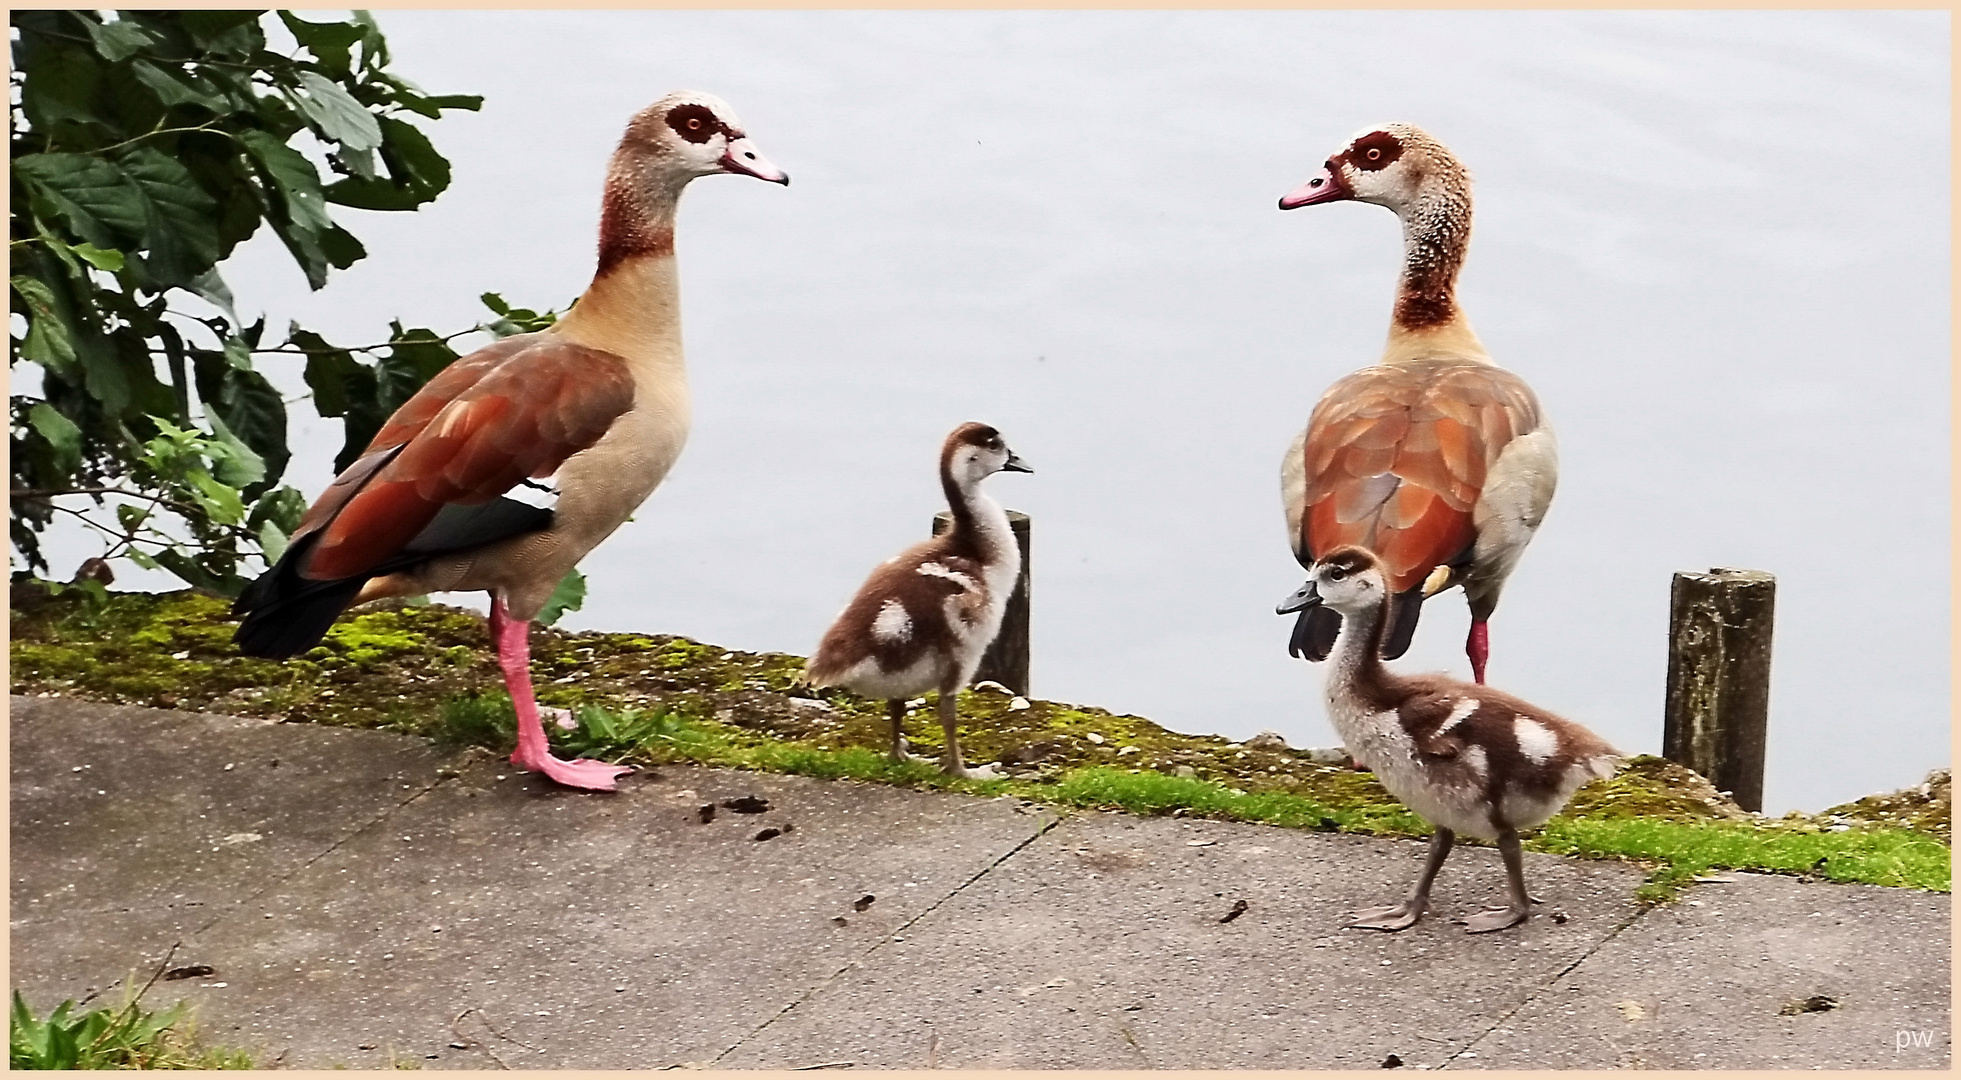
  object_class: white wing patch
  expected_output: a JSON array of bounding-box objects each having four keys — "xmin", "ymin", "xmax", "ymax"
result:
[
  {"xmin": 917, "ymin": 561, "xmax": 979, "ymax": 592},
  {"xmin": 1514, "ymin": 716, "xmax": 1559, "ymax": 765},
  {"xmin": 1462, "ymin": 744, "xmax": 1488, "ymax": 779},
  {"xmin": 872, "ymin": 598, "xmax": 912, "ymax": 644},
  {"xmin": 1436, "ymin": 697, "xmax": 1479, "ymax": 736}
]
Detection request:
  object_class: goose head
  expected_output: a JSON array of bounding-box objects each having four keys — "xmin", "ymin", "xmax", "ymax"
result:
[
  {"xmin": 1276, "ymin": 545, "xmax": 1387, "ymax": 617},
  {"xmin": 618, "ymin": 91, "xmax": 790, "ymax": 190},
  {"xmin": 1277, "ymin": 122, "xmax": 1462, "ymax": 214},
  {"xmin": 942, "ymin": 422, "xmax": 1033, "ymax": 489}
]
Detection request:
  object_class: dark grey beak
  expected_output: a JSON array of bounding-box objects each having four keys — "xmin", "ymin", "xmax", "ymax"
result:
[
  {"xmin": 1275, "ymin": 579, "xmax": 1321, "ymax": 615},
  {"xmin": 1002, "ymin": 450, "xmax": 1033, "ymax": 473}
]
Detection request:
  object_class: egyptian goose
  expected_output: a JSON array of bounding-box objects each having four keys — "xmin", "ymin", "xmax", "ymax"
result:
[
  {"xmin": 1278, "ymin": 545, "xmax": 1619, "ymax": 933},
  {"xmin": 804, "ymin": 423, "xmax": 1031, "ymax": 779},
  {"xmin": 232, "ymin": 92, "xmax": 788, "ymax": 791},
  {"xmin": 1277, "ymin": 123, "xmax": 1556, "ymax": 684}
]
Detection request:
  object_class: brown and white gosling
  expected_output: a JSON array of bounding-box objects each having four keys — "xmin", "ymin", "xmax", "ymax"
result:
[
  {"xmin": 1277, "ymin": 545, "xmax": 1619, "ymax": 933},
  {"xmin": 804, "ymin": 422, "xmax": 1031, "ymax": 779}
]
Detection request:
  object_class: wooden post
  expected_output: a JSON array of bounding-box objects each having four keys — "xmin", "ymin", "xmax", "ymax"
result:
[
  {"xmin": 1663, "ymin": 567, "xmax": 1775, "ymax": 812},
  {"xmin": 933, "ymin": 509, "xmax": 1030, "ymax": 696}
]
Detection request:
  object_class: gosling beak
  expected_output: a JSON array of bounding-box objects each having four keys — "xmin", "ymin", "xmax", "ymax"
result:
[
  {"xmin": 1275, "ymin": 579, "xmax": 1322, "ymax": 615},
  {"xmin": 1002, "ymin": 450, "xmax": 1033, "ymax": 473}
]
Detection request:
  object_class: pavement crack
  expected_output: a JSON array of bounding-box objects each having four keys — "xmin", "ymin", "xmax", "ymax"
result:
[
  {"xmin": 185, "ymin": 763, "xmax": 464, "ymax": 936},
  {"xmin": 1436, "ymin": 901, "xmax": 1650, "ymax": 1068},
  {"xmin": 707, "ymin": 809, "xmax": 1068, "ymax": 1067}
]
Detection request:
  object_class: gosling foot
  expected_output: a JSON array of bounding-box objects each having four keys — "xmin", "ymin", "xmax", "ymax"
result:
[
  {"xmin": 1460, "ymin": 904, "xmax": 1530, "ymax": 933},
  {"xmin": 1345, "ymin": 901, "xmax": 1425, "ymax": 932}
]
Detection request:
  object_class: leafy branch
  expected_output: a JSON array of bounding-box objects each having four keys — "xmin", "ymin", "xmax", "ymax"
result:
[{"xmin": 6, "ymin": 10, "xmax": 550, "ymax": 597}]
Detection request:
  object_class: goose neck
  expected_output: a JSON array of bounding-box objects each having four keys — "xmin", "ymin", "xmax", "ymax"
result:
[{"xmin": 1390, "ymin": 185, "xmax": 1471, "ymax": 333}]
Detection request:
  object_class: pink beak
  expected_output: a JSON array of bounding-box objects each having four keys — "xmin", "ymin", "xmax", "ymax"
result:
[
  {"xmin": 722, "ymin": 136, "xmax": 789, "ymax": 185},
  {"xmin": 1279, "ymin": 165, "xmax": 1345, "ymax": 209}
]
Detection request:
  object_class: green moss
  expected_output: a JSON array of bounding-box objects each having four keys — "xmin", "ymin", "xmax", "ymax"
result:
[{"xmin": 11, "ymin": 579, "xmax": 1949, "ymax": 902}]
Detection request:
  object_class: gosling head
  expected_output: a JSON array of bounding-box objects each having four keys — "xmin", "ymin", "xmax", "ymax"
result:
[
  {"xmin": 942, "ymin": 422, "xmax": 1033, "ymax": 489},
  {"xmin": 1277, "ymin": 122, "xmax": 1464, "ymax": 214},
  {"xmin": 1276, "ymin": 545, "xmax": 1388, "ymax": 617}
]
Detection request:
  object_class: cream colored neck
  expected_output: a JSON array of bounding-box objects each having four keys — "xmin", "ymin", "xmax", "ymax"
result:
[
  {"xmin": 1383, "ymin": 313, "xmax": 1488, "ymax": 364},
  {"xmin": 553, "ymin": 252, "xmax": 687, "ymax": 386}
]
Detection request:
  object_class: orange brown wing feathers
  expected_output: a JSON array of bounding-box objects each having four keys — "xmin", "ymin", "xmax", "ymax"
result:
[
  {"xmin": 1296, "ymin": 359, "xmax": 1542, "ymax": 593},
  {"xmin": 298, "ymin": 334, "xmax": 636, "ymax": 581}
]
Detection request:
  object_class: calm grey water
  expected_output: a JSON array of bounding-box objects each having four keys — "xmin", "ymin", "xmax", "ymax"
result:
[{"xmin": 40, "ymin": 11, "xmax": 1949, "ymax": 813}]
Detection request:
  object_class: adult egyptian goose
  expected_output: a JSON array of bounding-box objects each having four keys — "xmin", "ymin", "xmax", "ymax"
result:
[
  {"xmin": 232, "ymin": 91, "xmax": 788, "ymax": 791},
  {"xmin": 804, "ymin": 423, "xmax": 1031, "ymax": 779},
  {"xmin": 1278, "ymin": 545, "xmax": 1619, "ymax": 933},
  {"xmin": 1277, "ymin": 123, "xmax": 1556, "ymax": 685}
]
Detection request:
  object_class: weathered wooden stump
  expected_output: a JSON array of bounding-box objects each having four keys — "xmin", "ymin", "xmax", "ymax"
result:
[
  {"xmin": 1663, "ymin": 567, "xmax": 1775, "ymax": 812},
  {"xmin": 932, "ymin": 509, "xmax": 1030, "ymax": 696}
]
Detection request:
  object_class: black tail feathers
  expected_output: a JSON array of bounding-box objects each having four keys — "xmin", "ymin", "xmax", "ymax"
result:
[
  {"xmin": 231, "ymin": 533, "xmax": 369, "ymax": 659},
  {"xmin": 231, "ymin": 497, "xmax": 555, "ymax": 659}
]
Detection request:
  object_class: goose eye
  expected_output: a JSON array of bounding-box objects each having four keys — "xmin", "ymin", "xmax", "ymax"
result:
[
  {"xmin": 1327, "ymin": 566, "xmax": 1347, "ymax": 581},
  {"xmin": 687, "ymin": 118, "xmax": 703, "ymax": 131},
  {"xmin": 1366, "ymin": 148, "xmax": 1381, "ymax": 161}
]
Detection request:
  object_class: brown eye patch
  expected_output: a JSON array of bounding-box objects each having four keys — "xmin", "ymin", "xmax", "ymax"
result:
[
  {"xmin": 665, "ymin": 103, "xmax": 722, "ymax": 144},
  {"xmin": 1344, "ymin": 130, "xmax": 1404, "ymax": 172}
]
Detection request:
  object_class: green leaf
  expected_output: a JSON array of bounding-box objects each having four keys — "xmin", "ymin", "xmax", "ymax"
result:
[
  {"xmin": 192, "ymin": 356, "xmax": 289, "ymax": 491},
  {"xmin": 178, "ymin": 10, "xmax": 264, "ymax": 52},
  {"xmin": 16, "ymin": 39, "xmax": 102, "ymax": 130},
  {"xmin": 70, "ymin": 243, "xmax": 125, "ymax": 272},
  {"xmin": 10, "ymin": 275, "xmax": 77, "ymax": 369},
  {"xmin": 72, "ymin": 12, "xmax": 157, "ymax": 62},
  {"xmin": 277, "ymin": 12, "xmax": 366, "ymax": 77},
  {"xmin": 186, "ymin": 468, "xmax": 247, "ymax": 526},
  {"xmin": 185, "ymin": 268, "xmax": 238, "ymax": 324},
  {"xmin": 113, "ymin": 146, "xmax": 222, "ymax": 285},
  {"xmin": 247, "ymin": 483, "xmax": 307, "ymax": 530},
  {"xmin": 26, "ymin": 404, "xmax": 84, "ymax": 476},
  {"xmin": 536, "ymin": 568, "xmax": 587, "ymax": 627},
  {"xmin": 324, "ymin": 116, "xmax": 452, "ymax": 210},
  {"xmin": 12, "ymin": 154, "xmax": 145, "ymax": 249},
  {"xmin": 256, "ymin": 518, "xmax": 290, "ymax": 563},
  {"xmin": 129, "ymin": 59, "xmax": 227, "ymax": 111},
  {"xmin": 381, "ymin": 323, "xmax": 460, "ymax": 386},
  {"xmin": 317, "ymin": 224, "xmax": 366, "ymax": 270},
  {"xmin": 237, "ymin": 128, "xmax": 333, "ymax": 233},
  {"xmin": 296, "ymin": 331, "xmax": 366, "ymax": 419},
  {"xmin": 203, "ymin": 411, "xmax": 268, "ymax": 489},
  {"xmin": 294, "ymin": 70, "xmax": 384, "ymax": 151}
]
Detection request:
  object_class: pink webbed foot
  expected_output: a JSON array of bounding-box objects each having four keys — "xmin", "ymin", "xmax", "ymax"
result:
[
  {"xmin": 509, "ymin": 745, "xmax": 636, "ymax": 791},
  {"xmin": 490, "ymin": 596, "xmax": 635, "ymax": 792}
]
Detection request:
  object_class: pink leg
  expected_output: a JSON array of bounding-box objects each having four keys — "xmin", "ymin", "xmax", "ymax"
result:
[
  {"xmin": 1467, "ymin": 620, "xmax": 1490, "ymax": 685},
  {"xmin": 490, "ymin": 597, "xmax": 634, "ymax": 791}
]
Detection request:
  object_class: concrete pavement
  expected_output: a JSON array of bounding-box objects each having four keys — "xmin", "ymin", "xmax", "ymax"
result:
[{"xmin": 9, "ymin": 695, "xmax": 1951, "ymax": 1069}]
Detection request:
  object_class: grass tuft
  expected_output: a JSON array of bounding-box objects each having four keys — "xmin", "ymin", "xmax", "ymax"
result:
[{"xmin": 9, "ymin": 988, "xmax": 254, "ymax": 1070}]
